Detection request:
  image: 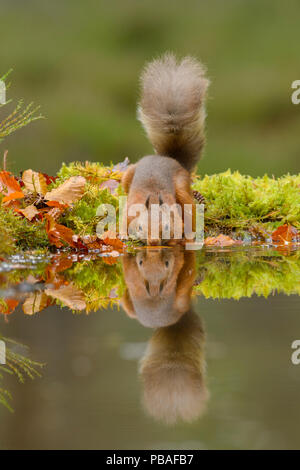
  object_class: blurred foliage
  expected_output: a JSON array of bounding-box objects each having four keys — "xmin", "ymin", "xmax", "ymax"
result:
[{"xmin": 0, "ymin": 0, "xmax": 299, "ymax": 176}]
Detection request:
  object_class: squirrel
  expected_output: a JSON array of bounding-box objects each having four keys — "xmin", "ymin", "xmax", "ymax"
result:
[{"xmin": 121, "ymin": 53, "xmax": 209, "ymax": 245}]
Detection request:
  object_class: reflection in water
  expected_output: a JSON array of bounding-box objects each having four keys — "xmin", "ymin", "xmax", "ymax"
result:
[
  {"xmin": 2, "ymin": 247, "xmax": 300, "ymax": 448},
  {"xmin": 122, "ymin": 248, "xmax": 208, "ymax": 425}
]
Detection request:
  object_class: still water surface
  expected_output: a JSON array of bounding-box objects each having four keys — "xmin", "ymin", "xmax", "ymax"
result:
[{"xmin": 0, "ymin": 247, "xmax": 300, "ymax": 449}]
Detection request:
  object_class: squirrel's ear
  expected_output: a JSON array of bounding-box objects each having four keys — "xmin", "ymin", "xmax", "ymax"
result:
[
  {"xmin": 121, "ymin": 164, "xmax": 136, "ymax": 193},
  {"xmin": 121, "ymin": 289, "xmax": 136, "ymax": 318}
]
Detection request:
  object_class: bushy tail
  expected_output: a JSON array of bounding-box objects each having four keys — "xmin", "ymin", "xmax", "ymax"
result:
[{"xmin": 138, "ymin": 53, "xmax": 209, "ymax": 172}]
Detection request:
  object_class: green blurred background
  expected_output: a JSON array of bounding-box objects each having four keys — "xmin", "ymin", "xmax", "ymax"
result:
[{"xmin": 1, "ymin": 0, "xmax": 300, "ymax": 177}]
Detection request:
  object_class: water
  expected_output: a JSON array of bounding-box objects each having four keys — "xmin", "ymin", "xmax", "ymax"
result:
[{"xmin": 0, "ymin": 246, "xmax": 300, "ymax": 450}]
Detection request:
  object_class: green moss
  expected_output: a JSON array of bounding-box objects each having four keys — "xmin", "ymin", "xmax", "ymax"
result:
[
  {"xmin": 0, "ymin": 205, "xmax": 49, "ymax": 254},
  {"xmin": 62, "ymin": 183, "xmax": 120, "ymax": 235},
  {"xmin": 195, "ymin": 248, "xmax": 300, "ymax": 299},
  {"xmin": 63, "ymin": 257, "xmax": 125, "ymax": 312},
  {"xmin": 193, "ymin": 170, "xmax": 300, "ymax": 235}
]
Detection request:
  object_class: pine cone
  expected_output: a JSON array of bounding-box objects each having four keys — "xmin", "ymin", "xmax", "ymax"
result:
[{"xmin": 193, "ymin": 190, "xmax": 205, "ymax": 205}]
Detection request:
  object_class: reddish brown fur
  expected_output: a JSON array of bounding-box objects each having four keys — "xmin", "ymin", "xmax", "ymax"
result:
[{"xmin": 121, "ymin": 53, "xmax": 209, "ymax": 245}]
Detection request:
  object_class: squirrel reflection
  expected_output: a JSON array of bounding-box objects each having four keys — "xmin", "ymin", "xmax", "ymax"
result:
[{"xmin": 121, "ymin": 248, "xmax": 209, "ymax": 425}]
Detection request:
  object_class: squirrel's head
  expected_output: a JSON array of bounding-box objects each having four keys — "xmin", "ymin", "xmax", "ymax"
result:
[
  {"xmin": 121, "ymin": 248, "xmax": 196, "ymax": 328},
  {"xmin": 127, "ymin": 192, "xmax": 183, "ymax": 245}
]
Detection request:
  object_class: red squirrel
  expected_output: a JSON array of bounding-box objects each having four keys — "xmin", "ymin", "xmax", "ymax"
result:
[{"xmin": 121, "ymin": 53, "xmax": 209, "ymax": 245}]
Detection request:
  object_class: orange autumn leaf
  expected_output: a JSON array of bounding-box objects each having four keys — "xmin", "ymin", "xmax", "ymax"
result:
[
  {"xmin": 16, "ymin": 204, "xmax": 39, "ymax": 221},
  {"xmin": 0, "ymin": 299, "xmax": 19, "ymax": 315},
  {"xmin": 45, "ymin": 214, "xmax": 77, "ymax": 248},
  {"xmin": 102, "ymin": 251, "xmax": 121, "ymax": 265},
  {"xmin": 272, "ymin": 224, "xmax": 298, "ymax": 244},
  {"xmin": 204, "ymin": 234, "xmax": 242, "ymax": 247},
  {"xmin": 2, "ymin": 191, "xmax": 24, "ymax": 202},
  {"xmin": 100, "ymin": 230, "xmax": 124, "ymax": 251},
  {"xmin": 49, "ymin": 256, "xmax": 73, "ymax": 273},
  {"xmin": 0, "ymin": 170, "xmax": 22, "ymax": 196},
  {"xmin": 46, "ymin": 200, "xmax": 69, "ymax": 210},
  {"xmin": 80, "ymin": 235, "xmax": 105, "ymax": 250},
  {"xmin": 44, "ymin": 176, "xmax": 86, "ymax": 205},
  {"xmin": 22, "ymin": 169, "xmax": 48, "ymax": 195}
]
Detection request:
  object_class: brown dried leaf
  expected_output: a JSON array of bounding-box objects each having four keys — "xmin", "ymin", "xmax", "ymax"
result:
[
  {"xmin": 45, "ymin": 282, "xmax": 86, "ymax": 311},
  {"xmin": 22, "ymin": 169, "xmax": 48, "ymax": 195},
  {"xmin": 44, "ymin": 176, "xmax": 86, "ymax": 205},
  {"xmin": 23, "ymin": 292, "xmax": 49, "ymax": 315},
  {"xmin": 204, "ymin": 234, "xmax": 242, "ymax": 247},
  {"xmin": 272, "ymin": 224, "xmax": 298, "ymax": 244},
  {"xmin": 81, "ymin": 234, "xmax": 104, "ymax": 250},
  {"xmin": 17, "ymin": 204, "xmax": 39, "ymax": 221},
  {"xmin": 100, "ymin": 230, "xmax": 124, "ymax": 251}
]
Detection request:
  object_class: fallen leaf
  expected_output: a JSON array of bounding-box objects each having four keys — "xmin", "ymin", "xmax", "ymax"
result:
[
  {"xmin": 2, "ymin": 191, "xmax": 24, "ymax": 202},
  {"xmin": 49, "ymin": 256, "xmax": 73, "ymax": 273},
  {"xmin": 22, "ymin": 169, "xmax": 48, "ymax": 195},
  {"xmin": 0, "ymin": 299, "xmax": 19, "ymax": 315},
  {"xmin": 46, "ymin": 200, "xmax": 69, "ymax": 210},
  {"xmin": 23, "ymin": 292, "xmax": 49, "ymax": 315},
  {"xmin": 102, "ymin": 255, "xmax": 119, "ymax": 265},
  {"xmin": 46, "ymin": 207, "xmax": 63, "ymax": 220},
  {"xmin": 0, "ymin": 170, "xmax": 22, "ymax": 196},
  {"xmin": 272, "ymin": 224, "xmax": 298, "ymax": 244},
  {"xmin": 44, "ymin": 176, "xmax": 86, "ymax": 205},
  {"xmin": 100, "ymin": 230, "xmax": 124, "ymax": 251},
  {"xmin": 45, "ymin": 214, "xmax": 77, "ymax": 248},
  {"xmin": 204, "ymin": 234, "xmax": 242, "ymax": 247},
  {"xmin": 41, "ymin": 173, "xmax": 57, "ymax": 185},
  {"xmin": 16, "ymin": 204, "xmax": 39, "ymax": 221},
  {"xmin": 45, "ymin": 283, "xmax": 86, "ymax": 311},
  {"xmin": 81, "ymin": 235, "xmax": 104, "ymax": 250}
]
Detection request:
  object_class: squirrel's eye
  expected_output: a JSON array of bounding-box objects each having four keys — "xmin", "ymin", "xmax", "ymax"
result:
[
  {"xmin": 138, "ymin": 225, "xmax": 142, "ymax": 231},
  {"xmin": 139, "ymin": 260, "xmax": 143, "ymax": 266},
  {"xmin": 165, "ymin": 261, "xmax": 169, "ymax": 267}
]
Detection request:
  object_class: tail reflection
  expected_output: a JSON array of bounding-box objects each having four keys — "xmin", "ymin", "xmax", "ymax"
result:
[{"xmin": 121, "ymin": 248, "xmax": 209, "ymax": 425}]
